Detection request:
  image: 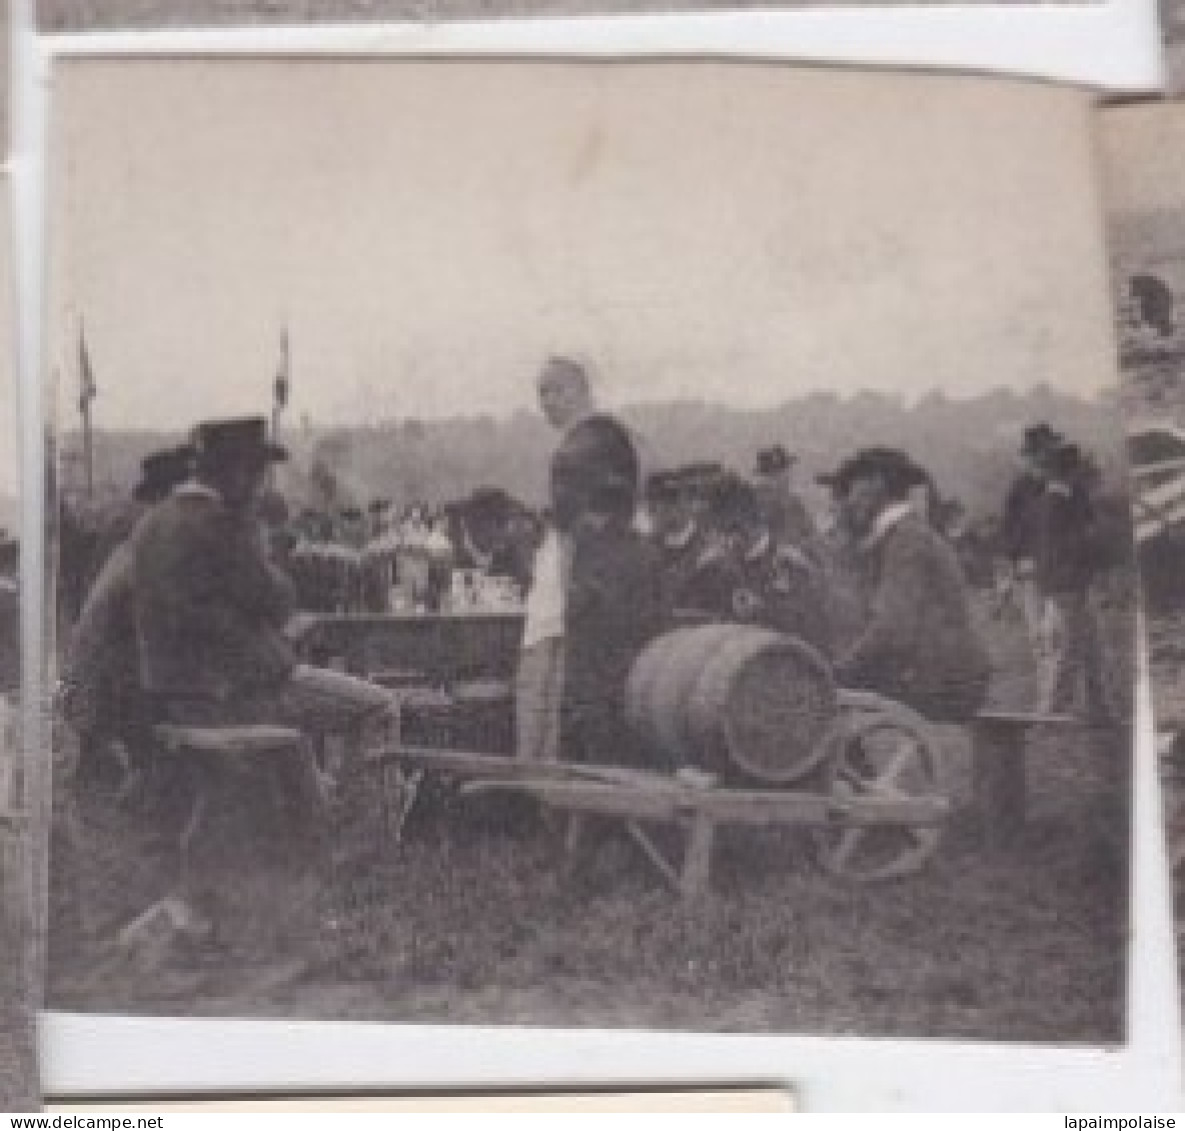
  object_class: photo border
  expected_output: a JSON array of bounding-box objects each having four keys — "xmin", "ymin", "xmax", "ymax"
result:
[{"xmin": 20, "ymin": 6, "xmax": 1180, "ymax": 1110}]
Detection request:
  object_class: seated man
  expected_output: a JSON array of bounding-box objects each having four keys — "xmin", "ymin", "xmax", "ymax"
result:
[
  {"xmin": 708, "ymin": 473, "xmax": 831, "ymax": 657},
  {"xmin": 644, "ymin": 465, "xmax": 718, "ymax": 628},
  {"xmin": 819, "ymin": 447, "xmax": 990, "ymax": 724},
  {"xmin": 59, "ymin": 444, "xmax": 195, "ymax": 785},
  {"xmin": 129, "ymin": 418, "xmax": 396, "ymax": 810}
]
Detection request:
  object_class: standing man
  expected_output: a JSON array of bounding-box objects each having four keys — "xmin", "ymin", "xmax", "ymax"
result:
[
  {"xmin": 1033, "ymin": 442, "xmax": 1112, "ymax": 719},
  {"xmin": 1001, "ymin": 423, "xmax": 1063, "ymax": 674},
  {"xmin": 516, "ymin": 356, "xmax": 639, "ymax": 763},
  {"xmin": 822, "ymin": 448, "xmax": 990, "ymax": 723},
  {"xmin": 554, "ymin": 418, "xmax": 661, "ymax": 767}
]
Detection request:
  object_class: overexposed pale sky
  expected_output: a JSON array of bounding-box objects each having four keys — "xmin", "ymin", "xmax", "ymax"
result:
[
  {"xmin": 1099, "ymin": 101, "xmax": 1185, "ymax": 216},
  {"xmin": 0, "ymin": 195, "xmax": 14, "ymax": 502},
  {"xmin": 49, "ymin": 60, "xmax": 1119, "ymax": 435}
]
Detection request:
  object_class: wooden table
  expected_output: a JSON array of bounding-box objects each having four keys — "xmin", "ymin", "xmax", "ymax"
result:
[{"xmin": 288, "ymin": 611, "xmax": 524, "ymax": 688}]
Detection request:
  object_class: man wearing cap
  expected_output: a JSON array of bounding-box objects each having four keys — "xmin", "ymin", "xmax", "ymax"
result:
[
  {"xmin": 59, "ymin": 445, "xmax": 195, "ymax": 784},
  {"xmin": 823, "ymin": 447, "xmax": 990, "ymax": 723},
  {"xmin": 753, "ymin": 444, "xmax": 816, "ymax": 553},
  {"xmin": 130, "ymin": 418, "xmax": 394, "ymax": 772},
  {"xmin": 516, "ymin": 356, "xmax": 645, "ymax": 763},
  {"xmin": 644, "ymin": 464, "xmax": 721, "ymax": 628}
]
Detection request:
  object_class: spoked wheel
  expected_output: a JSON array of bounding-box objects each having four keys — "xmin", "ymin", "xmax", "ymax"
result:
[{"xmin": 811, "ymin": 690, "xmax": 949, "ymax": 882}]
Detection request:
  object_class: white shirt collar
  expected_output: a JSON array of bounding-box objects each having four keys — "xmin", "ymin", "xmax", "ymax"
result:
[
  {"xmin": 663, "ymin": 520, "xmax": 698, "ymax": 550},
  {"xmin": 862, "ymin": 500, "xmax": 914, "ymax": 551},
  {"xmin": 173, "ymin": 479, "xmax": 221, "ymax": 502},
  {"xmin": 744, "ymin": 529, "xmax": 772, "ymax": 562}
]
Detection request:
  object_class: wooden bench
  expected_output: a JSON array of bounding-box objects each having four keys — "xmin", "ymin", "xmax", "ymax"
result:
[
  {"xmin": 151, "ymin": 724, "xmax": 312, "ymax": 862},
  {"xmin": 970, "ymin": 709, "xmax": 1124, "ymax": 851}
]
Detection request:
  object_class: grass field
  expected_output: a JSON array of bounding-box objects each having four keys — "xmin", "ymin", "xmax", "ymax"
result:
[
  {"xmin": 0, "ymin": 859, "xmax": 37, "ymax": 1112},
  {"xmin": 47, "ymin": 591, "xmax": 1132, "ymax": 1044}
]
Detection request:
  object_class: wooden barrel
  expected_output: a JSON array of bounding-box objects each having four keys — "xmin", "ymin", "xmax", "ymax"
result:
[
  {"xmin": 625, "ymin": 624, "xmax": 836, "ymax": 784},
  {"xmin": 625, "ymin": 623, "xmax": 735, "ymax": 763}
]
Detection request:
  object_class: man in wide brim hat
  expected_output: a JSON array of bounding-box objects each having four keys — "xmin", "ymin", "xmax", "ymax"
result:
[
  {"xmin": 819, "ymin": 445, "xmax": 989, "ymax": 723},
  {"xmin": 1021, "ymin": 422, "xmax": 1065, "ymax": 461},
  {"xmin": 817, "ymin": 446, "xmax": 930, "ymax": 503},
  {"xmin": 191, "ymin": 415, "xmax": 287, "ymax": 468},
  {"xmin": 132, "ymin": 445, "xmax": 195, "ymax": 504},
  {"xmin": 129, "ymin": 414, "xmax": 396, "ymax": 807}
]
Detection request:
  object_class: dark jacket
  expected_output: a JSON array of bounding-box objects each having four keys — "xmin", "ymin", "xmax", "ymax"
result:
[
  {"xmin": 1032, "ymin": 481, "xmax": 1099, "ymax": 595},
  {"xmin": 561, "ymin": 514, "xmax": 662, "ymax": 765},
  {"xmin": 754, "ymin": 482, "xmax": 816, "ymax": 550},
  {"xmin": 837, "ymin": 512, "xmax": 990, "ymax": 722},
  {"xmin": 654, "ymin": 522, "xmax": 714, "ymax": 627},
  {"xmin": 130, "ymin": 485, "xmax": 297, "ymax": 701},
  {"xmin": 736, "ymin": 536, "xmax": 832, "ymax": 658},
  {"xmin": 1001, "ymin": 470, "xmax": 1045, "ymax": 565}
]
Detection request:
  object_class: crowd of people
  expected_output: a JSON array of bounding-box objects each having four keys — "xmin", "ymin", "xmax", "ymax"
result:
[{"xmin": 56, "ymin": 354, "xmax": 1119, "ymax": 798}]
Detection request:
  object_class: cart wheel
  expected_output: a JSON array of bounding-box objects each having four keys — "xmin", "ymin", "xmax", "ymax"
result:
[{"xmin": 812, "ymin": 692, "xmax": 948, "ymax": 882}]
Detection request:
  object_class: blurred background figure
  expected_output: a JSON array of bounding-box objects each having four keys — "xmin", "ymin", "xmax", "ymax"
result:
[{"xmin": 751, "ymin": 443, "xmax": 815, "ymax": 553}]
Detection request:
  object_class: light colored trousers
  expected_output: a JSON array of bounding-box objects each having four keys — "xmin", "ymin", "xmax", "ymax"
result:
[
  {"xmin": 515, "ymin": 636, "xmax": 565, "ymax": 762},
  {"xmin": 1041, "ymin": 590, "xmax": 1110, "ymax": 719}
]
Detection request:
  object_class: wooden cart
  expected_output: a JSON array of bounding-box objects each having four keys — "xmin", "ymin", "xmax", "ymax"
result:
[
  {"xmin": 363, "ymin": 621, "xmax": 956, "ymax": 892},
  {"xmin": 375, "ymin": 685, "xmax": 951, "ymax": 896}
]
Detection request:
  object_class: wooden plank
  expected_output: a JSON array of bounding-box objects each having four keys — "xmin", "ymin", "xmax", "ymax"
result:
[
  {"xmin": 973, "ymin": 710, "xmax": 1081, "ymax": 728},
  {"xmin": 379, "ymin": 745, "xmax": 677, "ymax": 790},
  {"xmin": 624, "ymin": 821, "xmax": 682, "ymax": 892},
  {"xmin": 680, "ymin": 812, "xmax": 715, "ymax": 898},
  {"xmin": 471, "ymin": 776, "xmax": 947, "ymax": 828},
  {"xmin": 697, "ymin": 790, "xmax": 948, "ymax": 826},
  {"xmin": 152, "ymin": 724, "xmax": 303, "ymax": 756},
  {"xmin": 480, "ymin": 780, "xmax": 685, "ymax": 821}
]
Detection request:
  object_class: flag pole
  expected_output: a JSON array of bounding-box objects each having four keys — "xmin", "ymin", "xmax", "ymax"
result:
[
  {"xmin": 78, "ymin": 321, "xmax": 95, "ymax": 499},
  {"xmin": 269, "ymin": 325, "xmax": 290, "ymax": 492}
]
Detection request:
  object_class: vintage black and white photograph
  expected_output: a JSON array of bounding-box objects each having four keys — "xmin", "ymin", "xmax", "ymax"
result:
[
  {"xmin": 1098, "ymin": 100, "xmax": 1185, "ymax": 995},
  {"xmin": 47, "ymin": 59, "xmax": 1134, "ymax": 1045},
  {"xmin": 34, "ymin": 0, "xmax": 1073, "ymax": 30}
]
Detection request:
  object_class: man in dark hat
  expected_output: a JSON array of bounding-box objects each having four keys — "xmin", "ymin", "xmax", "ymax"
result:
[
  {"xmin": 1002, "ymin": 423, "xmax": 1067, "ymax": 672},
  {"xmin": 821, "ymin": 448, "xmax": 990, "ymax": 723},
  {"xmin": 448, "ymin": 487, "xmax": 537, "ymax": 594},
  {"xmin": 752, "ymin": 443, "xmax": 816, "ymax": 552},
  {"xmin": 60, "ymin": 444, "xmax": 196, "ymax": 783},
  {"xmin": 1031, "ymin": 441, "xmax": 1112, "ymax": 718},
  {"xmin": 130, "ymin": 418, "xmax": 394, "ymax": 778}
]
